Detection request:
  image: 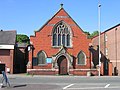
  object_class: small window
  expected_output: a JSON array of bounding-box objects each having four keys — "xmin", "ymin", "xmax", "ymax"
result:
[
  {"xmin": 77, "ymin": 51, "xmax": 86, "ymax": 65},
  {"xmin": 37, "ymin": 51, "xmax": 46, "ymax": 65},
  {"xmin": 0, "ymin": 50, "xmax": 10, "ymax": 56},
  {"xmin": 105, "ymin": 33, "xmax": 107, "ymax": 42},
  {"xmin": 105, "ymin": 48, "xmax": 108, "ymax": 56}
]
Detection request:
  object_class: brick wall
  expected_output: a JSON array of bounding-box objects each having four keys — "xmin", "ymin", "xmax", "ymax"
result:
[{"xmin": 0, "ymin": 49, "xmax": 14, "ymax": 74}]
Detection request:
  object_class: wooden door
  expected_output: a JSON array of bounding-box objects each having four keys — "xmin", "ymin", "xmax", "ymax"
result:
[{"xmin": 57, "ymin": 56, "xmax": 68, "ymax": 75}]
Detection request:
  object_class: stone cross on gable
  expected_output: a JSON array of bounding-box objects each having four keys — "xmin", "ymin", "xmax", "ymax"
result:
[{"xmin": 60, "ymin": 4, "xmax": 63, "ymax": 8}]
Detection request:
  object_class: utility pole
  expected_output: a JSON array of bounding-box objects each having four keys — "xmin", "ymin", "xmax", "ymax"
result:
[{"xmin": 98, "ymin": 1, "xmax": 101, "ymax": 76}]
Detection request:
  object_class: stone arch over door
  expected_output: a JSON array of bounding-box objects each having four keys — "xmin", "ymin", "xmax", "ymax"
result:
[{"xmin": 57, "ymin": 55, "xmax": 68, "ymax": 75}]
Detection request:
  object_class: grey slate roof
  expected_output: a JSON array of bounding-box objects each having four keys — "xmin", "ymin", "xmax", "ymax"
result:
[
  {"xmin": 17, "ymin": 43, "xmax": 28, "ymax": 48},
  {"xmin": 0, "ymin": 30, "xmax": 16, "ymax": 45}
]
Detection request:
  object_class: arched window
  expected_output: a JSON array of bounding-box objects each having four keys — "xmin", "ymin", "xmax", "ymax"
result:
[
  {"xmin": 62, "ymin": 34, "xmax": 65, "ymax": 46},
  {"xmin": 52, "ymin": 21, "xmax": 72, "ymax": 47},
  {"xmin": 58, "ymin": 34, "xmax": 61, "ymax": 46},
  {"xmin": 77, "ymin": 51, "xmax": 86, "ymax": 65},
  {"xmin": 37, "ymin": 51, "xmax": 46, "ymax": 65},
  {"xmin": 53, "ymin": 34, "xmax": 57, "ymax": 46},
  {"xmin": 67, "ymin": 34, "xmax": 70, "ymax": 46}
]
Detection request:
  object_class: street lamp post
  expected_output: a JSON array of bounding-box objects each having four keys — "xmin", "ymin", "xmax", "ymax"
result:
[{"xmin": 98, "ymin": 2, "xmax": 101, "ymax": 76}]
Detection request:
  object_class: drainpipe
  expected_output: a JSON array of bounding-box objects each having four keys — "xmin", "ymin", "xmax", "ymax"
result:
[{"xmin": 115, "ymin": 28, "xmax": 118, "ymax": 75}]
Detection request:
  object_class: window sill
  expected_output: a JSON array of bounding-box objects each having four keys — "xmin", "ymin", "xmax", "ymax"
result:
[
  {"xmin": 52, "ymin": 46, "xmax": 73, "ymax": 48},
  {"xmin": 37, "ymin": 64, "xmax": 48, "ymax": 66},
  {"xmin": 77, "ymin": 64, "xmax": 86, "ymax": 66}
]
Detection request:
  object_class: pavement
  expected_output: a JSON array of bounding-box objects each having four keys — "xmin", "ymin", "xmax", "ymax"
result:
[{"xmin": 0, "ymin": 84, "xmax": 60, "ymax": 90}]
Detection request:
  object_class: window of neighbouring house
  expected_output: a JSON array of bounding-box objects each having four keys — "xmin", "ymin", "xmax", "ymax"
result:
[
  {"xmin": 105, "ymin": 48, "xmax": 108, "ymax": 56},
  {"xmin": 0, "ymin": 50, "xmax": 10, "ymax": 56},
  {"xmin": 105, "ymin": 33, "xmax": 107, "ymax": 42},
  {"xmin": 52, "ymin": 21, "xmax": 72, "ymax": 47},
  {"xmin": 37, "ymin": 51, "xmax": 46, "ymax": 65},
  {"xmin": 77, "ymin": 51, "xmax": 86, "ymax": 65}
]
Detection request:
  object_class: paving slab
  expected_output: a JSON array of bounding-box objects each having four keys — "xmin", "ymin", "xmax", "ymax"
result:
[{"xmin": 0, "ymin": 84, "xmax": 61, "ymax": 90}]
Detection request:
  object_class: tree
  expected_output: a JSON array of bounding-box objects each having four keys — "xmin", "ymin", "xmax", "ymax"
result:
[
  {"xmin": 84, "ymin": 31, "xmax": 99, "ymax": 39},
  {"xmin": 90, "ymin": 31, "xmax": 99, "ymax": 38},
  {"xmin": 16, "ymin": 34, "xmax": 29, "ymax": 44},
  {"xmin": 84, "ymin": 31, "xmax": 91, "ymax": 39}
]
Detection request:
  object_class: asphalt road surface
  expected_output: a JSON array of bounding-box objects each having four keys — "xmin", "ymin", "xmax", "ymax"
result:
[{"xmin": 0, "ymin": 74, "xmax": 120, "ymax": 90}]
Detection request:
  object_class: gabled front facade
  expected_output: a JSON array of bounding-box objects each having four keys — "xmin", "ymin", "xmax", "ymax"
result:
[{"xmin": 27, "ymin": 6, "xmax": 98, "ymax": 75}]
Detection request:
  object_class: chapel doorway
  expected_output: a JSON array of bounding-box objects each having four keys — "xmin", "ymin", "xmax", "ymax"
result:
[{"xmin": 57, "ymin": 56, "xmax": 68, "ymax": 75}]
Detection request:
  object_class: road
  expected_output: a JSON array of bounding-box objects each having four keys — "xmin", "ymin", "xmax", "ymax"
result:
[{"xmin": 0, "ymin": 74, "xmax": 120, "ymax": 90}]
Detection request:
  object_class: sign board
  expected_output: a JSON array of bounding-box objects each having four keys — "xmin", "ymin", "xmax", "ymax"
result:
[{"xmin": 46, "ymin": 58, "xmax": 52, "ymax": 63}]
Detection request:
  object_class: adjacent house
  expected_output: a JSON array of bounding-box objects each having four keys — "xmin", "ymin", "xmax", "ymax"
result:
[
  {"xmin": 0, "ymin": 30, "xmax": 16, "ymax": 74},
  {"xmin": 92, "ymin": 24, "xmax": 120, "ymax": 76}
]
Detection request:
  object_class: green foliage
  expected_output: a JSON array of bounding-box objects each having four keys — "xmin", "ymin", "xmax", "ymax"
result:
[
  {"xmin": 16, "ymin": 34, "xmax": 29, "ymax": 44},
  {"xmin": 84, "ymin": 31, "xmax": 91, "ymax": 38},
  {"xmin": 84, "ymin": 31, "xmax": 99, "ymax": 39},
  {"xmin": 84, "ymin": 31, "xmax": 90, "ymax": 36},
  {"xmin": 90, "ymin": 31, "xmax": 99, "ymax": 38}
]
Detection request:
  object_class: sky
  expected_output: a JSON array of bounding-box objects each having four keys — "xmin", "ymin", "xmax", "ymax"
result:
[{"xmin": 0, "ymin": 0, "xmax": 120, "ymax": 36}]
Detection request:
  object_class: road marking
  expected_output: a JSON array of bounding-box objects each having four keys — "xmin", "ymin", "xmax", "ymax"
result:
[
  {"xmin": 104, "ymin": 84, "xmax": 110, "ymax": 88},
  {"xmin": 67, "ymin": 86, "xmax": 120, "ymax": 90},
  {"xmin": 63, "ymin": 84, "xmax": 74, "ymax": 89},
  {"xmin": 68, "ymin": 87, "xmax": 104, "ymax": 89}
]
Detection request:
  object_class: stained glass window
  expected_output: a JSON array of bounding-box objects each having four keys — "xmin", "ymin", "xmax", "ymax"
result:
[{"xmin": 52, "ymin": 21, "xmax": 72, "ymax": 47}]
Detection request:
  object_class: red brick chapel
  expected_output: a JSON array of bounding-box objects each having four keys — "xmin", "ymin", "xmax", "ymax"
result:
[{"xmin": 27, "ymin": 4, "xmax": 98, "ymax": 76}]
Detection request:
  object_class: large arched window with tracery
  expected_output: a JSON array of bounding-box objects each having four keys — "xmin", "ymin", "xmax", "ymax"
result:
[{"xmin": 52, "ymin": 21, "xmax": 72, "ymax": 47}]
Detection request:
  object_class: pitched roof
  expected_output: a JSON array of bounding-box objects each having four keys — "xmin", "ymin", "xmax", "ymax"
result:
[
  {"xmin": 92, "ymin": 23, "xmax": 120, "ymax": 39},
  {"xmin": 0, "ymin": 30, "xmax": 16, "ymax": 45},
  {"xmin": 31, "ymin": 5, "xmax": 85, "ymax": 37},
  {"xmin": 32, "ymin": 8, "xmax": 67, "ymax": 35},
  {"xmin": 17, "ymin": 43, "xmax": 28, "ymax": 48},
  {"xmin": 104, "ymin": 23, "xmax": 120, "ymax": 32}
]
